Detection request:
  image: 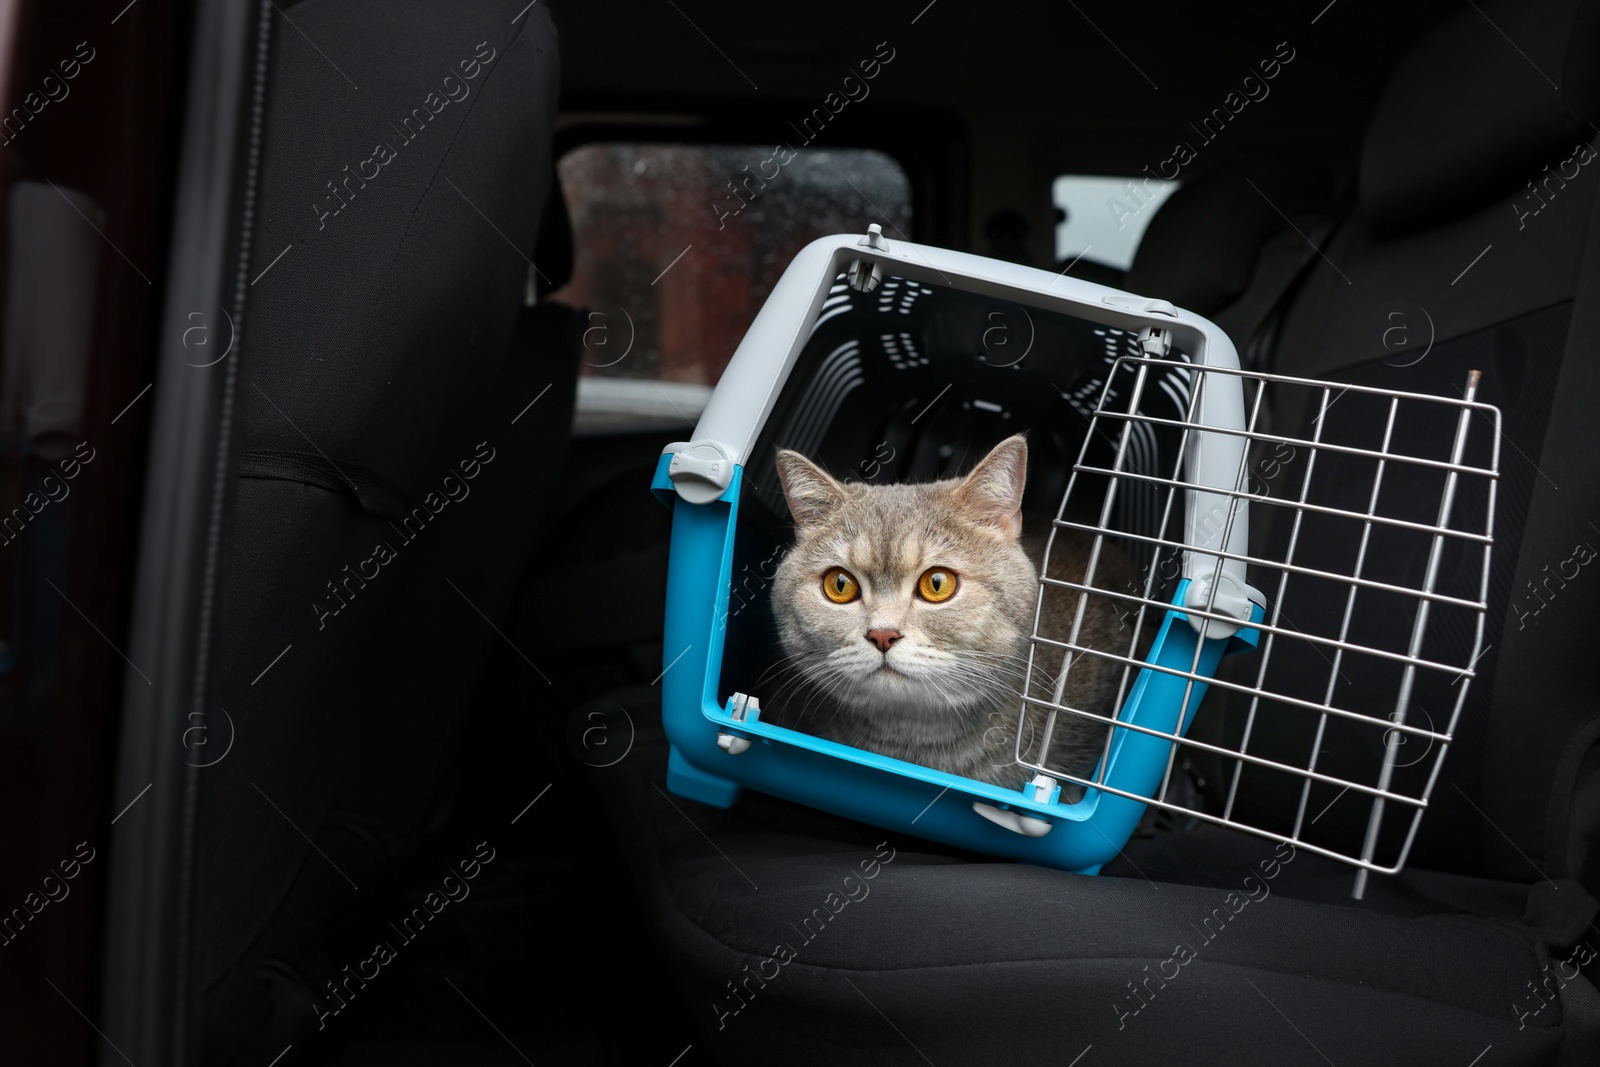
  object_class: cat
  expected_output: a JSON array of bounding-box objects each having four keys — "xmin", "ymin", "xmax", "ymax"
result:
[{"xmin": 763, "ymin": 434, "xmax": 1142, "ymax": 789}]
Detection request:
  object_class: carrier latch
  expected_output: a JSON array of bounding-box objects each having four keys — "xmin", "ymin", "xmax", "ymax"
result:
[
  {"xmin": 1182, "ymin": 571, "xmax": 1264, "ymax": 642},
  {"xmin": 718, "ymin": 692, "xmax": 759, "ymax": 755},
  {"xmin": 971, "ymin": 773, "xmax": 1058, "ymax": 838},
  {"xmin": 667, "ymin": 441, "xmax": 736, "ymax": 505}
]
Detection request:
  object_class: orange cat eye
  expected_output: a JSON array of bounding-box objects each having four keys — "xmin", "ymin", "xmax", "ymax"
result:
[
  {"xmin": 917, "ymin": 568, "xmax": 958, "ymax": 602},
  {"xmin": 821, "ymin": 567, "xmax": 860, "ymax": 603}
]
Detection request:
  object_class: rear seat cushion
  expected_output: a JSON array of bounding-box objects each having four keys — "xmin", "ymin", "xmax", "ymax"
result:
[{"xmin": 596, "ymin": 693, "xmax": 1571, "ymax": 1067}]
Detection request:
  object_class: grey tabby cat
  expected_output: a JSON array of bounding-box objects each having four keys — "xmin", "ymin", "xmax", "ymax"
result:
[{"xmin": 765, "ymin": 434, "xmax": 1140, "ymax": 788}]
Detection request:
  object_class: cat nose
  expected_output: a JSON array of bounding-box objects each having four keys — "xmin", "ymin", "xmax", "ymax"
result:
[{"xmin": 864, "ymin": 628, "xmax": 903, "ymax": 652}]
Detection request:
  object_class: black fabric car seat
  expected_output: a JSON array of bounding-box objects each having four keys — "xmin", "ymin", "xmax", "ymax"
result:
[
  {"xmin": 1122, "ymin": 146, "xmax": 1337, "ymax": 330},
  {"xmin": 1246, "ymin": 0, "xmax": 1600, "ymax": 894},
  {"xmin": 592, "ymin": 2, "xmax": 1600, "ymax": 1065},
  {"xmin": 193, "ymin": 1, "xmax": 569, "ymax": 1061}
]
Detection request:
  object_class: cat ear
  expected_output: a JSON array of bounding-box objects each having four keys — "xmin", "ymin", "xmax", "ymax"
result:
[
  {"xmin": 775, "ymin": 449, "xmax": 848, "ymax": 530},
  {"xmin": 953, "ymin": 434, "xmax": 1027, "ymax": 538}
]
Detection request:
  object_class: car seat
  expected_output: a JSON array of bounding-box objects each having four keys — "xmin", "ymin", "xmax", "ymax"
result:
[{"xmin": 190, "ymin": 1, "xmax": 569, "ymax": 1060}]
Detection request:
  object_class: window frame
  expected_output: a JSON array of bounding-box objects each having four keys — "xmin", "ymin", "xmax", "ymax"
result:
[{"xmin": 549, "ymin": 106, "xmax": 963, "ymax": 430}]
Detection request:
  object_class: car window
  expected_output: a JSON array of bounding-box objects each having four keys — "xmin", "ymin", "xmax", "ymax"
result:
[
  {"xmin": 1053, "ymin": 174, "xmax": 1179, "ymax": 272},
  {"xmin": 551, "ymin": 142, "xmax": 912, "ymax": 430}
]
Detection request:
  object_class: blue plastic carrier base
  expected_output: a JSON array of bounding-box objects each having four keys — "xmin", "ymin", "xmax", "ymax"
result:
[
  {"xmin": 652, "ymin": 450, "xmax": 1262, "ymax": 874},
  {"xmin": 650, "ymin": 230, "xmax": 1273, "ymax": 875}
]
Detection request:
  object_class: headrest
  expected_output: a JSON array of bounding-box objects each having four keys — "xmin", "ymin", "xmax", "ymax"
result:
[
  {"xmin": 535, "ymin": 164, "xmax": 573, "ymax": 296},
  {"xmin": 1126, "ymin": 149, "xmax": 1331, "ymax": 315},
  {"xmin": 1360, "ymin": 0, "xmax": 1600, "ymax": 237}
]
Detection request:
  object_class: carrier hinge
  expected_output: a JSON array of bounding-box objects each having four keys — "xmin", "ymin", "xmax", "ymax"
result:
[
  {"xmin": 848, "ymin": 224, "xmax": 888, "ymax": 292},
  {"xmin": 1138, "ymin": 324, "xmax": 1172, "ymax": 357}
]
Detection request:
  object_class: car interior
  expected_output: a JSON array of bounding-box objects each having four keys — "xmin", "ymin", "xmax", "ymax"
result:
[{"xmin": 4, "ymin": 0, "xmax": 1600, "ymax": 1064}]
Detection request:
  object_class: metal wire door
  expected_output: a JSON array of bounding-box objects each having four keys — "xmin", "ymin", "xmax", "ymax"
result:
[{"xmin": 1022, "ymin": 355, "xmax": 1498, "ymax": 895}]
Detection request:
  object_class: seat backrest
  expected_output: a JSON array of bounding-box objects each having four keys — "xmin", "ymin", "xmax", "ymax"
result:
[
  {"xmin": 1224, "ymin": 0, "xmax": 1600, "ymax": 888},
  {"xmin": 1124, "ymin": 147, "xmax": 1336, "ymax": 323},
  {"xmin": 196, "ymin": 0, "xmax": 567, "ymax": 1057}
]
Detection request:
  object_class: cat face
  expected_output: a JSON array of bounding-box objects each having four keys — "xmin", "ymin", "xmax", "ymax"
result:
[{"xmin": 771, "ymin": 436, "xmax": 1040, "ymax": 739}]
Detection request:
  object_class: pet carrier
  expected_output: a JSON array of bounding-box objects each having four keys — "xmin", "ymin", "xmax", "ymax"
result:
[{"xmin": 651, "ymin": 226, "xmax": 1497, "ymax": 894}]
